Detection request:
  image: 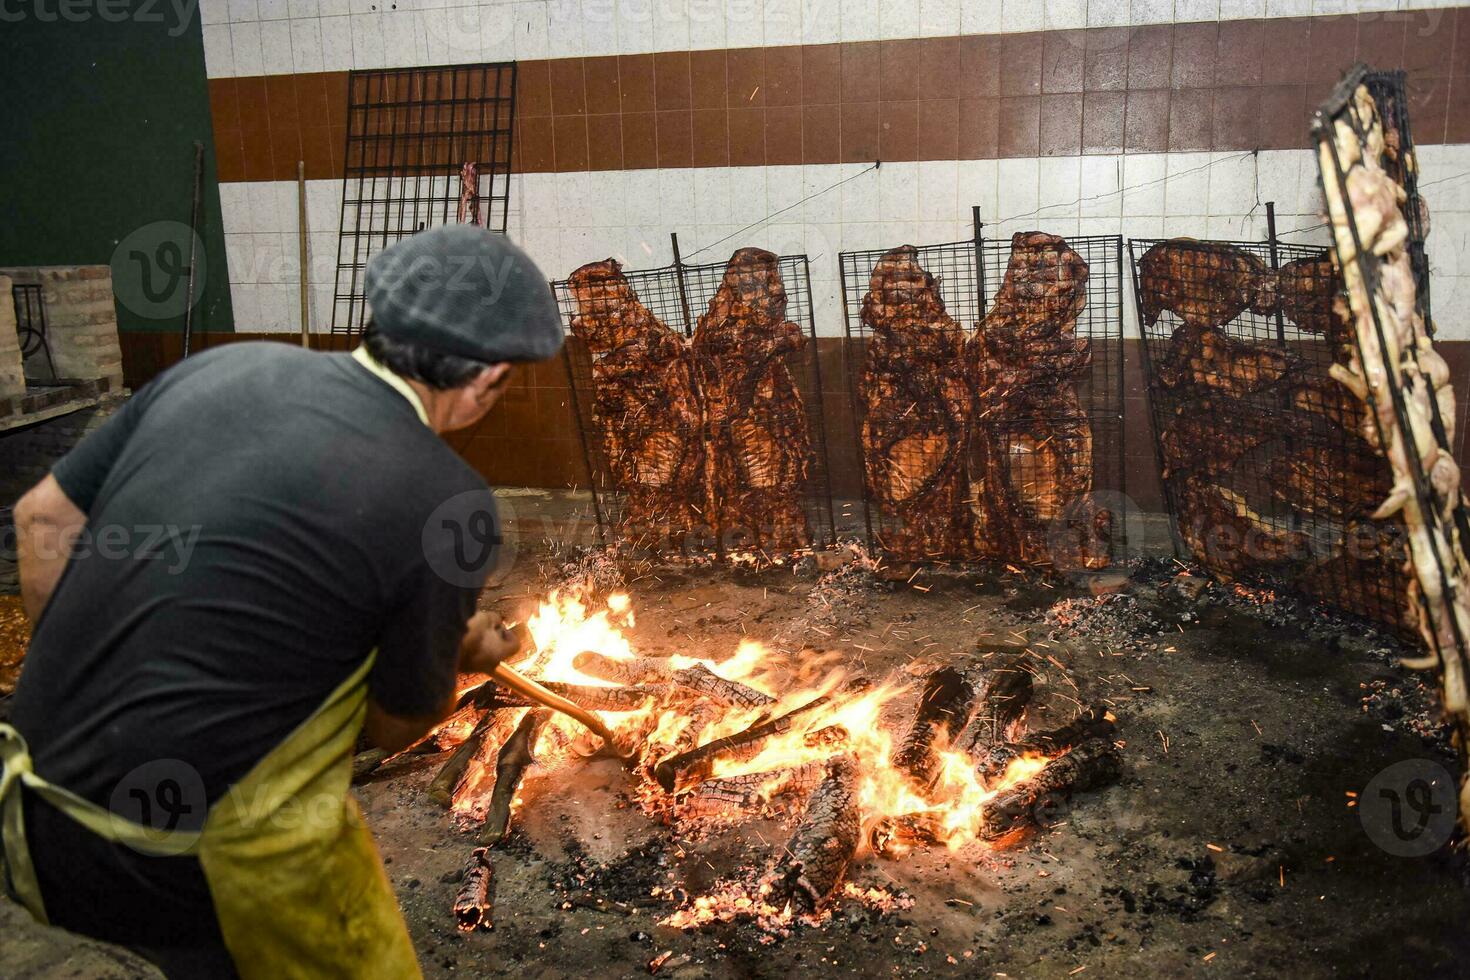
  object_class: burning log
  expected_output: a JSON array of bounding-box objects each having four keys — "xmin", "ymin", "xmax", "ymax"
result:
[
  {"xmin": 979, "ymin": 739, "xmax": 1122, "ymax": 840},
  {"xmin": 573, "ymin": 652, "xmax": 676, "ymax": 684},
  {"xmin": 653, "ymin": 693, "xmax": 836, "ymax": 792},
  {"xmin": 479, "ymin": 709, "xmax": 549, "ymax": 845},
  {"xmin": 893, "ymin": 667, "xmax": 978, "ymax": 788},
  {"xmin": 973, "ymin": 703, "xmax": 1115, "ymax": 780},
  {"xmin": 953, "ymin": 659, "xmax": 1036, "ymax": 757},
  {"xmin": 351, "ymin": 748, "xmax": 389, "ymax": 782},
  {"xmin": 671, "ymin": 663, "xmax": 774, "ymax": 710},
  {"xmin": 770, "ymin": 755, "xmax": 862, "ymax": 913},
  {"xmin": 675, "ymin": 762, "xmax": 826, "ymax": 819},
  {"xmin": 428, "ymin": 709, "xmax": 508, "ymax": 808},
  {"xmin": 572, "ymin": 653, "xmax": 775, "ymax": 709},
  {"xmin": 453, "ymin": 848, "xmax": 495, "ymax": 932}
]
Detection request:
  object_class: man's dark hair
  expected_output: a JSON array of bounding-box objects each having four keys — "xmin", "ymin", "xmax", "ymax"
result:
[{"xmin": 363, "ymin": 319, "xmax": 490, "ymax": 390}]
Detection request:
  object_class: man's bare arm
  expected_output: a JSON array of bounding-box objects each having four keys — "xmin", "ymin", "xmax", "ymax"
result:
[
  {"xmin": 363, "ymin": 611, "xmax": 523, "ymax": 754},
  {"xmin": 15, "ymin": 475, "xmax": 87, "ymax": 622}
]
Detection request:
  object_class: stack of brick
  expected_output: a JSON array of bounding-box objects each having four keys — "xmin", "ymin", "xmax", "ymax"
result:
[
  {"xmin": 0, "ymin": 265, "xmax": 124, "ymax": 389},
  {"xmin": 0, "ymin": 275, "xmax": 22, "ymax": 403}
]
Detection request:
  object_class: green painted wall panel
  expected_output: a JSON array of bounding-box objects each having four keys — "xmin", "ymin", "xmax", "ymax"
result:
[{"xmin": 0, "ymin": 3, "xmax": 234, "ymax": 333}]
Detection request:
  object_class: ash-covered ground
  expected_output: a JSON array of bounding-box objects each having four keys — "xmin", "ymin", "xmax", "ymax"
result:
[
  {"xmin": 361, "ymin": 541, "xmax": 1470, "ymax": 979},
  {"xmin": 6, "ymin": 530, "xmax": 1470, "ymax": 978}
]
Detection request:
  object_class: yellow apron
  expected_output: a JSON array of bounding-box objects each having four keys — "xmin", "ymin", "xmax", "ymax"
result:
[{"xmin": 0, "ymin": 654, "xmax": 422, "ymax": 979}]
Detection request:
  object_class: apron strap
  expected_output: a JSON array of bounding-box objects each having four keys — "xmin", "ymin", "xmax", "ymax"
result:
[
  {"xmin": 1, "ymin": 725, "xmax": 46, "ymax": 923},
  {"xmin": 1, "ymin": 724, "xmax": 209, "ymax": 924}
]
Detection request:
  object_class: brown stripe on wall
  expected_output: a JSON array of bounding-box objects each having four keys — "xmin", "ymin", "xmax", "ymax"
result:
[
  {"xmin": 209, "ymin": 7, "xmax": 1470, "ymax": 183},
  {"xmin": 116, "ymin": 332, "xmax": 1470, "ymax": 512}
]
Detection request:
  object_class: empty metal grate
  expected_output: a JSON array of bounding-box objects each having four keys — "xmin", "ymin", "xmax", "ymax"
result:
[{"xmin": 330, "ymin": 62, "xmax": 517, "ymax": 339}]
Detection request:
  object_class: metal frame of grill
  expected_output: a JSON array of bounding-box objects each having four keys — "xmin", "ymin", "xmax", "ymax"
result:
[
  {"xmin": 11, "ymin": 283, "xmax": 55, "ymax": 382},
  {"xmin": 554, "ymin": 238, "xmax": 837, "ymax": 560},
  {"xmin": 1130, "ymin": 229, "xmax": 1414, "ymax": 633},
  {"xmin": 330, "ymin": 61, "xmax": 517, "ymax": 339},
  {"xmin": 837, "ymin": 214, "xmax": 1126, "ymax": 569}
]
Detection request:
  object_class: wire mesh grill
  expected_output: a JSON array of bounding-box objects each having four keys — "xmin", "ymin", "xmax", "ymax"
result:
[
  {"xmin": 837, "ymin": 230, "xmax": 1126, "ymax": 569},
  {"xmin": 330, "ymin": 62, "xmax": 517, "ymax": 339},
  {"xmin": 1130, "ymin": 234, "xmax": 1414, "ymax": 633},
  {"xmin": 554, "ymin": 246, "xmax": 836, "ymax": 560}
]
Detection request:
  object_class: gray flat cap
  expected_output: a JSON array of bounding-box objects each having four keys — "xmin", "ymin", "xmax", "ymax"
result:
[{"xmin": 365, "ymin": 225, "xmax": 563, "ymax": 363}]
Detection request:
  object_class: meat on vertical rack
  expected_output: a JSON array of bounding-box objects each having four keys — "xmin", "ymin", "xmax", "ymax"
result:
[
  {"xmin": 968, "ymin": 232, "xmax": 1103, "ymax": 570},
  {"xmin": 1137, "ymin": 239, "xmax": 1274, "ymax": 330},
  {"xmin": 691, "ymin": 248, "xmax": 815, "ymax": 554},
  {"xmin": 457, "ymin": 162, "xmax": 482, "ymax": 226},
  {"xmin": 567, "ymin": 259, "xmax": 706, "ymax": 540},
  {"xmin": 857, "ymin": 247, "xmax": 973, "ymax": 559}
]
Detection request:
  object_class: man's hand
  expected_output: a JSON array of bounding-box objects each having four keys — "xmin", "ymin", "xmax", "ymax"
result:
[{"xmin": 458, "ymin": 611, "xmax": 523, "ymax": 675}]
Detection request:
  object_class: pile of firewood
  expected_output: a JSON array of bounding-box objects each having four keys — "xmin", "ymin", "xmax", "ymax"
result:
[
  {"xmin": 566, "ymin": 248, "xmax": 816, "ymax": 554},
  {"xmin": 858, "ymin": 233, "xmax": 1108, "ymax": 569},
  {"xmin": 355, "ymin": 646, "xmax": 1122, "ymax": 931}
]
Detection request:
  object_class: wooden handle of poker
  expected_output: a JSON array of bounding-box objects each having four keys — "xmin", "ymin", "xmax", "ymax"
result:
[{"xmin": 489, "ymin": 663, "xmax": 624, "ymax": 751}]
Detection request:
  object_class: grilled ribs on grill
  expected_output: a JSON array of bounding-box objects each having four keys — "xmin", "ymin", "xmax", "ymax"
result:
[
  {"xmin": 969, "ymin": 232, "xmax": 1103, "ymax": 569},
  {"xmin": 858, "ymin": 247, "xmax": 973, "ymax": 559},
  {"xmin": 1158, "ymin": 399, "xmax": 1272, "ymax": 479},
  {"xmin": 692, "ymin": 247, "xmax": 814, "ymax": 553},
  {"xmin": 1276, "ymin": 255, "xmax": 1350, "ymax": 341},
  {"xmin": 1138, "ymin": 240, "xmax": 1275, "ymax": 329},
  {"xmin": 1156, "ymin": 322, "xmax": 1301, "ymax": 398},
  {"xmin": 567, "ymin": 259, "xmax": 706, "ymax": 538},
  {"xmin": 1266, "ymin": 444, "xmax": 1394, "ymax": 520}
]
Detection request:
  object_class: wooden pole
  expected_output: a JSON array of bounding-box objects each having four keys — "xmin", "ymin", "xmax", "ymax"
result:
[{"xmin": 298, "ymin": 160, "xmax": 310, "ymax": 348}]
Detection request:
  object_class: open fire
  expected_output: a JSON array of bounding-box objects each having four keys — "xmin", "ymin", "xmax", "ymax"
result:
[{"xmin": 392, "ymin": 588, "xmax": 1122, "ymax": 934}]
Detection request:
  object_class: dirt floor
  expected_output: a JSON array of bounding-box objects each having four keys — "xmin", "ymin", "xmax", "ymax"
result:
[{"xmin": 6, "ymin": 507, "xmax": 1470, "ymax": 978}]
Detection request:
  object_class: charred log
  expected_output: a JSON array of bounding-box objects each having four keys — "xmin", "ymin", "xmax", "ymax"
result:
[
  {"xmin": 979, "ymin": 739, "xmax": 1122, "ymax": 840},
  {"xmin": 453, "ymin": 848, "xmax": 495, "ymax": 932},
  {"xmin": 653, "ymin": 692, "xmax": 837, "ymax": 792},
  {"xmin": 953, "ymin": 658, "xmax": 1035, "ymax": 757},
  {"xmin": 770, "ymin": 755, "xmax": 862, "ymax": 913},
  {"xmin": 675, "ymin": 762, "xmax": 826, "ymax": 819},
  {"xmin": 973, "ymin": 703, "xmax": 1114, "ymax": 780},
  {"xmin": 351, "ymin": 748, "xmax": 389, "ymax": 783},
  {"xmin": 479, "ymin": 709, "xmax": 548, "ymax": 845},
  {"xmin": 893, "ymin": 667, "xmax": 978, "ymax": 788},
  {"xmin": 428, "ymin": 709, "xmax": 506, "ymax": 808}
]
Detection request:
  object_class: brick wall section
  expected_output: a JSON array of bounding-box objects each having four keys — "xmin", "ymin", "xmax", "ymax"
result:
[
  {"xmin": 0, "ymin": 276, "xmax": 23, "ymax": 401},
  {"xmin": 0, "ymin": 393, "xmax": 128, "ymax": 508},
  {"xmin": 0, "ymin": 266, "xmax": 124, "ymax": 389},
  {"xmin": 208, "ymin": 8, "xmax": 1470, "ymax": 182}
]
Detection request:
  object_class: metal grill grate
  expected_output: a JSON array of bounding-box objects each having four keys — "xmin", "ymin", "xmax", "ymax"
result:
[
  {"xmin": 554, "ymin": 243, "xmax": 836, "ymax": 560},
  {"xmin": 330, "ymin": 62, "xmax": 517, "ymax": 339},
  {"xmin": 837, "ymin": 224, "xmax": 1126, "ymax": 569},
  {"xmin": 1130, "ymin": 234, "xmax": 1413, "ymax": 633},
  {"xmin": 11, "ymin": 283, "xmax": 56, "ymax": 381}
]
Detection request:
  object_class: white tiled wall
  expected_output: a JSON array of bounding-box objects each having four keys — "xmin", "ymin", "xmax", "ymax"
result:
[
  {"xmin": 198, "ymin": 0, "xmax": 1462, "ymax": 79},
  {"xmin": 223, "ymin": 145, "xmax": 1470, "ymax": 338}
]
